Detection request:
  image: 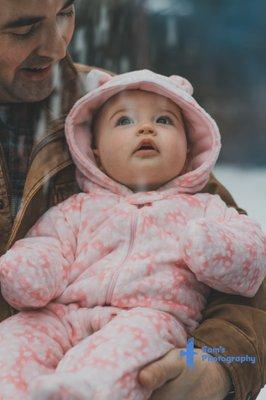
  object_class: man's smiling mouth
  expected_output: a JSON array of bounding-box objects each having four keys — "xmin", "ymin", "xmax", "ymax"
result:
[{"xmin": 20, "ymin": 65, "xmax": 52, "ymax": 81}]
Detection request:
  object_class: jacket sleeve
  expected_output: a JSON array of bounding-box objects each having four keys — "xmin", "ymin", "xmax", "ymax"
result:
[
  {"xmin": 193, "ymin": 174, "xmax": 266, "ymax": 400},
  {"xmin": 0, "ymin": 194, "xmax": 81, "ymax": 310},
  {"xmin": 181, "ymin": 194, "xmax": 266, "ymax": 297}
]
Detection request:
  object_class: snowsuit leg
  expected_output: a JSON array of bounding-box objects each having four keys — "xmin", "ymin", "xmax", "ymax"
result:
[
  {"xmin": 0, "ymin": 308, "xmax": 71, "ymax": 400},
  {"xmin": 0, "ymin": 304, "xmax": 120, "ymax": 400},
  {"xmin": 31, "ymin": 307, "xmax": 187, "ymax": 400}
]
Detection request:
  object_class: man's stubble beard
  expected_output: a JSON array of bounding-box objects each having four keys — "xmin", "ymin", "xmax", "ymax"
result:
[
  {"xmin": 16, "ymin": 76, "xmax": 54, "ymax": 103},
  {"xmin": 0, "ymin": 74, "xmax": 54, "ymax": 103},
  {"xmin": 0, "ymin": 60, "xmax": 59, "ymax": 103}
]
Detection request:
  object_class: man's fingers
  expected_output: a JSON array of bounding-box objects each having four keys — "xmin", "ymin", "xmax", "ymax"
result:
[
  {"xmin": 138, "ymin": 348, "xmax": 184, "ymax": 390},
  {"xmin": 150, "ymin": 376, "xmax": 186, "ymax": 400}
]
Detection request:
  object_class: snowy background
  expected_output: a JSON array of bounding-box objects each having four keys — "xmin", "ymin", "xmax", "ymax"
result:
[{"xmin": 214, "ymin": 166, "xmax": 266, "ymax": 232}]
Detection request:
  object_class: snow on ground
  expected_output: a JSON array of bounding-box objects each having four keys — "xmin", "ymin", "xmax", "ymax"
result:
[
  {"xmin": 214, "ymin": 165, "xmax": 266, "ymax": 399},
  {"xmin": 214, "ymin": 165, "xmax": 266, "ymax": 231}
]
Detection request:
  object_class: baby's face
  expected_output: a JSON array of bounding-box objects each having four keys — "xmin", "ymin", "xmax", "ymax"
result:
[{"xmin": 93, "ymin": 90, "xmax": 188, "ymax": 192}]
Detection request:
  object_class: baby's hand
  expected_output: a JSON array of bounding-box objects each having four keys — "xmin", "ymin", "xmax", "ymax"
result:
[
  {"xmin": 181, "ymin": 217, "xmax": 265, "ymax": 296},
  {"xmin": 0, "ymin": 237, "xmax": 68, "ymax": 309}
]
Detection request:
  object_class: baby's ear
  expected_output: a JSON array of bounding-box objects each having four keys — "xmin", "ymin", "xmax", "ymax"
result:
[
  {"xmin": 86, "ymin": 69, "xmax": 112, "ymax": 91},
  {"xmin": 92, "ymin": 148, "xmax": 106, "ymax": 173},
  {"xmin": 169, "ymin": 75, "xmax": 194, "ymax": 95}
]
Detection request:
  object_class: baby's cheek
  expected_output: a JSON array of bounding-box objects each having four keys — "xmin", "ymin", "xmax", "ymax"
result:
[{"xmin": 100, "ymin": 147, "xmax": 126, "ymax": 179}]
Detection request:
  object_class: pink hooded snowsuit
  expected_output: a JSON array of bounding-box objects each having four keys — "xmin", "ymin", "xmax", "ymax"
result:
[{"xmin": 0, "ymin": 70, "xmax": 265, "ymax": 400}]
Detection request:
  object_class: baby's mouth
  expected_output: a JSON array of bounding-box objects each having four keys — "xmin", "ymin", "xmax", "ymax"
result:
[{"xmin": 133, "ymin": 139, "xmax": 159, "ymax": 154}]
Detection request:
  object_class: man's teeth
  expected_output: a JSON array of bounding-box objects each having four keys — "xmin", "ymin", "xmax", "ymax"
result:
[{"xmin": 28, "ymin": 66, "xmax": 49, "ymax": 71}]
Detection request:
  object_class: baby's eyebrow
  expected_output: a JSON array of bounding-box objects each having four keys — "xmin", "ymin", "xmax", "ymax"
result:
[
  {"xmin": 160, "ymin": 109, "xmax": 182, "ymax": 122},
  {"xmin": 110, "ymin": 108, "xmax": 129, "ymax": 120}
]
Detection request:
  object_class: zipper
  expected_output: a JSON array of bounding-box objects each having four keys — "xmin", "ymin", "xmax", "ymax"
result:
[
  {"xmin": 6, "ymin": 159, "xmax": 72, "ymax": 251},
  {"xmin": 28, "ymin": 130, "xmax": 65, "ymax": 166},
  {"xmin": 6, "ymin": 129, "xmax": 70, "ymax": 250},
  {"xmin": 105, "ymin": 211, "xmax": 138, "ymax": 305},
  {"xmin": 0, "ymin": 142, "xmax": 12, "ymax": 207},
  {"xmin": 0, "ymin": 142, "xmax": 13, "ymax": 253}
]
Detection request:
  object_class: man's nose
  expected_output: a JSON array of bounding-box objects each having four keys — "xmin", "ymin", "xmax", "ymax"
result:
[
  {"xmin": 36, "ymin": 25, "xmax": 67, "ymax": 60},
  {"xmin": 137, "ymin": 124, "xmax": 156, "ymax": 135}
]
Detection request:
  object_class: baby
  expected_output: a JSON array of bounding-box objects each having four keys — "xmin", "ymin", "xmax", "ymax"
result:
[{"xmin": 0, "ymin": 69, "xmax": 265, "ymax": 400}]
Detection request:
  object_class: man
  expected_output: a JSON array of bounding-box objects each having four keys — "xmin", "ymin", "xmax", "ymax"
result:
[{"xmin": 0, "ymin": 1, "xmax": 265, "ymax": 399}]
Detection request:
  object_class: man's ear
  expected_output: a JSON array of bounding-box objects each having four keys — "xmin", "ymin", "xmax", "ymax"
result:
[{"xmin": 92, "ymin": 148, "xmax": 106, "ymax": 173}]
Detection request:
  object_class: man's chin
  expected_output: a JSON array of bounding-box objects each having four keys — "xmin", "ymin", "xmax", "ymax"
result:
[
  {"xmin": 20, "ymin": 91, "xmax": 53, "ymax": 103},
  {"xmin": 15, "ymin": 82, "xmax": 54, "ymax": 103},
  {"xmin": 0, "ymin": 84, "xmax": 54, "ymax": 104}
]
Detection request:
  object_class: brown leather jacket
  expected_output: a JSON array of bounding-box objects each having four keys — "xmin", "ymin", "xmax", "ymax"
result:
[{"xmin": 0, "ymin": 55, "xmax": 265, "ymax": 400}]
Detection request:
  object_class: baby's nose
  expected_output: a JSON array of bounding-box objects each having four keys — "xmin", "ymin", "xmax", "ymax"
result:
[{"xmin": 137, "ymin": 124, "xmax": 156, "ymax": 135}]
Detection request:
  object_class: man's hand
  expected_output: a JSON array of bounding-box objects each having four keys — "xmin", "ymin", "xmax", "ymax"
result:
[{"xmin": 138, "ymin": 348, "xmax": 231, "ymax": 400}]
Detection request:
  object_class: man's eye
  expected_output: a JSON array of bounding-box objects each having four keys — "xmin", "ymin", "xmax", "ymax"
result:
[
  {"xmin": 116, "ymin": 116, "xmax": 134, "ymax": 126},
  {"xmin": 11, "ymin": 25, "xmax": 36, "ymax": 37},
  {"xmin": 156, "ymin": 116, "xmax": 173, "ymax": 125},
  {"xmin": 59, "ymin": 7, "xmax": 75, "ymax": 18}
]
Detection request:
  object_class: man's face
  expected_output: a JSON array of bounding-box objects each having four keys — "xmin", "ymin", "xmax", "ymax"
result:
[
  {"xmin": 0, "ymin": 0, "xmax": 75, "ymax": 103},
  {"xmin": 93, "ymin": 90, "xmax": 188, "ymax": 192}
]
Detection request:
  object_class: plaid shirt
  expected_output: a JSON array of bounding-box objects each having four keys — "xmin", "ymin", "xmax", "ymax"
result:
[{"xmin": 0, "ymin": 105, "xmax": 36, "ymax": 218}]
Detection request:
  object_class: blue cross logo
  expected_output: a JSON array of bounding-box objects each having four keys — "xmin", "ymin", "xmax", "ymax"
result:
[{"xmin": 179, "ymin": 337, "xmax": 197, "ymax": 368}]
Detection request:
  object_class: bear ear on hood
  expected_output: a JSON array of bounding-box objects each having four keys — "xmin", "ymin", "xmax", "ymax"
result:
[
  {"xmin": 169, "ymin": 75, "xmax": 194, "ymax": 96},
  {"xmin": 86, "ymin": 69, "xmax": 112, "ymax": 91}
]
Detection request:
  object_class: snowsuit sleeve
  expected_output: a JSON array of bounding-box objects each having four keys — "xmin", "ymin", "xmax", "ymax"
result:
[
  {"xmin": 181, "ymin": 194, "xmax": 266, "ymax": 297},
  {"xmin": 0, "ymin": 194, "xmax": 82, "ymax": 310}
]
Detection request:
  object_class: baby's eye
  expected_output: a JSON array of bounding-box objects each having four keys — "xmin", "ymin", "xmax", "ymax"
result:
[
  {"xmin": 116, "ymin": 116, "xmax": 134, "ymax": 126},
  {"xmin": 156, "ymin": 115, "xmax": 173, "ymax": 125}
]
